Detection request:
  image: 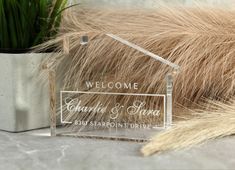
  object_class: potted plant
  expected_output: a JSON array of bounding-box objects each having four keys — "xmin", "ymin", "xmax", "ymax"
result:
[{"xmin": 0, "ymin": 0, "xmax": 68, "ymax": 132}]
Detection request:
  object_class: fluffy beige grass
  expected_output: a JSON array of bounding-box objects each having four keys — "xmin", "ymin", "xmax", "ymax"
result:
[
  {"xmin": 40, "ymin": 6, "xmax": 235, "ymax": 105},
  {"xmin": 142, "ymin": 99, "xmax": 235, "ymax": 156}
]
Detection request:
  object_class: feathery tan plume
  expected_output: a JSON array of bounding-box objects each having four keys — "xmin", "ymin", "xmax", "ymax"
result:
[
  {"xmin": 141, "ymin": 99, "xmax": 235, "ymax": 156},
  {"xmin": 40, "ymin": 6, "xmax": 235, "ymax": 106}
]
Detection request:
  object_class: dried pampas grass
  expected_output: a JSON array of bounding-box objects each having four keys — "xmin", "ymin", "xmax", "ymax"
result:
[
  {"xmin": 41, "ymin": 6, "xmax": 235, "ymax": 106},
  {"xmin": 141, "ymin": 99, "xmax": 235, "ymax": 156},
  {"xmin": 37, "ymin": 5, "xmax": 235, "ymax": 155}
]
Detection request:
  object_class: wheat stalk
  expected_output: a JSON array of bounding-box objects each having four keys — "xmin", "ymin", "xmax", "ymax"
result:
[{"xmin": 141, "ymin": 99, "xmax": 235, "ymax": 156}]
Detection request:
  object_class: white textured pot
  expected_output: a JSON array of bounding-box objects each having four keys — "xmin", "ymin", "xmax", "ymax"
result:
[{"xmin": 0, "ymin": 53, "xmax": 50, "ymax": 132}]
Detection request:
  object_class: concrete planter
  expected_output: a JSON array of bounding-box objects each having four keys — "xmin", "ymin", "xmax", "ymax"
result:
[{"xmin": 0, "ymin": 53, "xmax": 50, "ymax": 132}]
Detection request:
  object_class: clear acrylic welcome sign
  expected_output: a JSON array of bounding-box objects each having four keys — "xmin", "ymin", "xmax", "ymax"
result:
[{"xmin": 49, "ymin": 33, "xmax": 180, "ymax": 141}]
